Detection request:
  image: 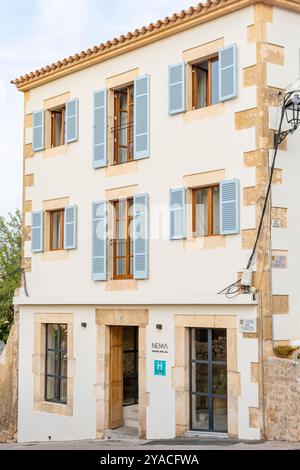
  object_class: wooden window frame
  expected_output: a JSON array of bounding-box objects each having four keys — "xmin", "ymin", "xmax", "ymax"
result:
[
  {"xmin": 49, "ymin": 209, "xmax": 64, "ymax": 251},
  {"xmin": 113, "ymin": 198, "xmax": 133, "ymax": 280},
  {"xmin": 192, "ymin": 184, "xmax": 220, "ymax": 237},
  {"xmin": 114, "ymin": 85, "xmax": 134, "ymax": 165},
  {"xmin": 192, "ymin": 56, "xmax": 218, "ymax": 110},
  {"xmin": 51, "ymin": 107, "xmax": 65, "ymax": 148}
]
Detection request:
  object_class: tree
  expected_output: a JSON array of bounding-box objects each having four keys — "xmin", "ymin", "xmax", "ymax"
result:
[{"xmin": 0, "ymin": 210, "xmax": 22, "ymax": 343}]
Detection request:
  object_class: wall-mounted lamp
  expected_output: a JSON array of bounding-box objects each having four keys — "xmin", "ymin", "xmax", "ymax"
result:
[
  {"xmin": 156, "ymin": 324, "xmax": 162, "ymax": 330},
  {"xmin": 81, "ymin": 322, "xmax": 87, "ymax": 328}
]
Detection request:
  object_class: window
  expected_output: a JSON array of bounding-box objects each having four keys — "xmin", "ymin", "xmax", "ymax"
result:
[
  {"xmin": 192, "ymin": 57, "xmax": 219, "ymax": 109},
  {"xmin": 45, "ymin": 324, "xmax": 68, "ymax": 404},
  {"xmin": 50, "ymin": 209, "xmax": 64, "ymax": 251},
  {"xmin": 113, "ymin": 198, "xmax": 133, "ymax": 279},
  {"xmin": 192, "ymin": 185, "xmax": 220, "ymax": 237},
  {"xmin": 114, "ymin": 85, "xmax": 134, "ymax": 164},
  {"xmin": 51, "ymin": 106, "xmax": 65, "ymax": 147}
]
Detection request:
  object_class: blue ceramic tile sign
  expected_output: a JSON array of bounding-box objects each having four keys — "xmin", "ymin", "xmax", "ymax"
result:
[{"xmin": 154, "ymin": 360, "xmax": 166, "ymax": 376}]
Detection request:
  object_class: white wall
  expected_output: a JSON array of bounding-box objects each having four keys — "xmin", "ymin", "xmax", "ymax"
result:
[
  {"xmin": 20, "ymin": 6, "xmax": 258, "ymax": 306},
  {"xmin": 268, "ymin": 7, "xmax": 300, "ymax": 344},
  {"xmin": 18, "ymin": 303, "xmax": 259, "ymax": 442}
]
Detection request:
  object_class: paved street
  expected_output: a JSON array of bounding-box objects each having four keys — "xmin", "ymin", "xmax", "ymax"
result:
[{"xmin": 1, "ymin": 437, "xmax": 300, "ymax": 451}]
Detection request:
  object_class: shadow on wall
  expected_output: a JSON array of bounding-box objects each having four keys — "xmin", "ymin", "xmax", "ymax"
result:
[{"xmin": 0, "ymin": 309, "xmax": 19, "ymax": 443}]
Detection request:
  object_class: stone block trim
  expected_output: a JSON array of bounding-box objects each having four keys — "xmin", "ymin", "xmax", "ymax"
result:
[
  {"xmin": 272, "ymin": 295, "xmax": 289, "ymax": 314},
  {"xmin": 22, "ymin": 257, "xmax": 32, "ymax": 273},
  {"xmin": 249, "ymin": 406, "xmax": 260, "ymax": 429},
  {"xmin": 24, "ymin": 174, "xmax": 34, "ymax": 187},
  {"xmin": 271, "ymin": 207, "xmax": 287, "ymax": 228},
  {"xmin": 24, "ymin": 200, "xmax": 32, "ymax": 213},
  {"xmin": 24, "ymin": 226, "xmax": 31, "ymax": 242},
  {"xmin": 251, "ymin": 362, "xmax": 259, "ymax": 383}
]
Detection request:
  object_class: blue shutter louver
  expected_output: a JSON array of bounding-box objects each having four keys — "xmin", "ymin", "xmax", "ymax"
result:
[
  {"xmin": 32, "ymin": 110, "xmax": 45, "ymax": 151},
  {"xmin": 133, "ymin": 193, "xmax": 149, "ymax": 279},
  {"xmin": 134, "ymin": 75, "xmax": 150, "ymax": 160},
  {"xmin": 65, "ymin": 97, "xmax": 79, "ymax": 143},
  {"xmin": 219, "ymin": 44, "xmax": 237, "ymax": 102},
  {"xmin": 31, "ymin": 210, "xmax": 44, "ymax": 252},
  {"xmin": 168, "ymin": 62, "xmax": 186, "ymax": 115},
  {"xmin": 93, "ymin": 89, "xmax": 107, "ymax": 168},
  {"xmin": 169, "ymin": 188, "xmax": 186, "ymax": 240},
  {"xmin": 220, "ymin": 179, "xmax": 240, "ymax": 235},
  {"xmin": 64, "ymin": 205, "xmax": 77, "ymax": 250},
  {"xmin": 92, "ymin": 201, "xmax": 107, "ymax": 281}
]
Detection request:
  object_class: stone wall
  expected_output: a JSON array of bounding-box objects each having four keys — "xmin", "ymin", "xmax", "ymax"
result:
[
  {"xmin": 0, "ymin": 310, "xmax": 19, "ymax": 443},
  {"xmin": 266, "ymin": 356, "xmax": 300, "ymax": 441}
]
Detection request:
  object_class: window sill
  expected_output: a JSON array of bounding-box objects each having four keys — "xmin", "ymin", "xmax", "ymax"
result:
[
  {"xmin": 183, "ymin": 102, "xmax": 224, "ymax": 123},
  {"xmin": 105, "ymin": 279, "xmax": 138, "ymax": 291},
  {"xmin": 43, "ymin": 144, "xmax": 69, "ymax": 158},
  {"xmin": 34, "ymin": 400, "xmax": 72, "ymax": 417},
  {"xmin": 106, "ymin": 160, "xmax": 138, "ymax": 177},
  {"xmin": 184, "ymin": 235, "xmax": 226, "ymax": 251},
  {"xmin": 42, "ymin": 250, "xmax": 69, "ymax": 261}
]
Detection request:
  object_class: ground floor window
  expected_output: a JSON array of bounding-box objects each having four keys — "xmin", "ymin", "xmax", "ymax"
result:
[
  {"xmin": 45, "ymin": 324, "xmax": 68, "ymax": 404},
  {"xmin": 190, "ymin": 328, "xmax": 227, "ymax": 432}
]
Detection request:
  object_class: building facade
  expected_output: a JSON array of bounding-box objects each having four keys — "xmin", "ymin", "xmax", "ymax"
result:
[{"xmin": 12, "ymin": 0, "xmax": 300, "ymax": 442}]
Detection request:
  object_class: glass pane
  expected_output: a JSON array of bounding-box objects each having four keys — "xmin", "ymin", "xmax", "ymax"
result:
[
  {"xmin": 60, "ymin": 324, "xmax": 68, "ymax": 351},
  {"xmin": 51, "ymin": 211, "xmax": 62, "ymax": 249},
  {"xmin": 119, "ymin": 111, "xmax": 127, "ymax": 146},
  {"xmin": 191, "ymin": 328, "xmax": 208, "ymax": 361},
  {"xmin": 118, "ymin": 147, "xmax": 127, "ymax": 164},
  {"xmin": 196, "ymin": 63, "xmax": 208, "ymax": 109},
  {"xmin": 213, "ymin": 397, "xmax": 227, "ymax": 432},
  {"xmin": 191, "ymin": 395, "xmax": 209, "ymax": 430},
  {"xmin": 123, "ymin": 327, "xmax": 135, "ymax": 351},
  {"xmin": 61, "ymin": 351, "xmax": 68, "ymax": 377},
  {"xmin": 116, "ymin": 240, "xmax": 126, "ymax": 257},
  {"xmin": 212, "ymin": 186, "xmax": 220, "ymax": 235},
  {"xmin": 46, "ymin": 376, "xmax": 56, "ymax": 401},
  {"xmin": 192, "ymin": 363, "xmax": 208, "ymax": 394},
  {"xmin": 195, "ymin": 189, "xmax": 208, "ymax": 236},
  {"xmin": 120, "ymin": 92, "xmax": 127, "ymax": 109},
  {"xmin": 123, "ymin": 377, "xmax": 138, "ymax": 406},
  {"xmin": 212, "ymin": 329, "xmax": 226, "ymax": 361},
  {"xmin": 212, "ymin": 365, "xmax": 227, "ymax": 395},
  {"xmin": 130, "ymin": 255, "xmax": 133, "ymax": 276},
  {"xmin": 60, "ymin": 378, "xmax": 67, "ymax": 403},
  {"xmin": 211, "ymin": 59, "xmax": 219, "ymax": 105},
  {"xmin": 55, "ymin": 111, "xmax": 63, "ymax": 146},
  {"xmin": 47, "ymin": 351, "xmax": 58, "ymax": 376},
  {"xmin": 117, "ymin": 258, "xmax": 125, "ymax": 275},
  {"xmin": 47, "ymin": 324, "xmax": 58, "ymax": 350},
  {"xmin": 124, "ymin": 351, "xmax": 137, "ymax": 378}
]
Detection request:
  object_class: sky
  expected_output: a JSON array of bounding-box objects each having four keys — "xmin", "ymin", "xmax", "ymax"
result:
[{"xmin": 0, "ymin": 0, "xmax": 195, "ymax": 219}]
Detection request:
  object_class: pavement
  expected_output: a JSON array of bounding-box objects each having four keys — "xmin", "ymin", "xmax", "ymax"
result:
[{"xmin": 1, "ymin": 437, "xmax": 300, "ymax": 450}]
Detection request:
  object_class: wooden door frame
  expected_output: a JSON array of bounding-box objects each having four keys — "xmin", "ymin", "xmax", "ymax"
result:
[{"xmin": 95, "ymin": 309, "xmax": 149, "ymax": 439}]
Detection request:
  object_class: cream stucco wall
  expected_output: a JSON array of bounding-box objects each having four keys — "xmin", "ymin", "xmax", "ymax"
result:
[
  {"xmin": 19, "ymin": 6, "xmax": 258, "ymax": 306},
  {"xmin": 18, "ymin": 303, "xmax": 259, "ymax": 442}
]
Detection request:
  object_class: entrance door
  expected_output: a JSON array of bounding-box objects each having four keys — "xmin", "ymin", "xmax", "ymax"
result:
[
  {"xmin": 190, "ymin": 328, "xmax": 227, "ymax": 432},
  {"xmin": 109, "ymin": 326, "xmax": 139, "ymax": 429},
  {"xmin": 109, "ymin": 326, "xmax": 124, "ymax": 429}
]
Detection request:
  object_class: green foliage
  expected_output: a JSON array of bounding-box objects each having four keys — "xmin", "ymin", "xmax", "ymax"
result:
[
  {"xmin": 273, "ymin": 345, "xmax": 297, "ymax": 358},
  {"xmin": 0, "ymin": 210, "xmax": 22, "ymax": 342}
]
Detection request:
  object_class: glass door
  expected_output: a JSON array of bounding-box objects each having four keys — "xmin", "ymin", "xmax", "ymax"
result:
[{"xmin": 190, "ymin": 328, "xmax": 227, "ymax": 432}]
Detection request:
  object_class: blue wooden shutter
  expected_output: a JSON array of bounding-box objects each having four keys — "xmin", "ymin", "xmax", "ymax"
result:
[
  {"xmin": 133, "ymin": 193, "xmax": 149, "ymax": 279},
  {"xmin": 92, "ymin": 201, "xmax": 107, "ymax": 281},
  {"xmin": 65, "ymin": 97, "xmax": 79, "ymax": 143},
  {"xmin": 219, "ymin": 44, "xmax": 237, "ymax": 102},
  {"xmin": 211, "ymin": 59, "xmax": 220, "ymax": 105},
  {"xmin": 220, "ymin": 179, "xmax": 240, "ymax": 235},
  {"xmin": 169, "ymin": 188, "xmax": 185, "ymax": 240},
  {"xmin": 93, "ymin": 90, "xmax": 107, "ymax": 168},
  {"xmin": 31, "ymin": 210, "xmax": 44, "ymax": 252},
  {"xmin": 168, "ymin": 62, "xmax": 185, "ymax": 115},
  {"xmin": 32, "ymin": 110, "xmax": 45, "ymax": 151},
  {"xmin": 134, "ymin": 75, "xmax": 150, "ymax": 160},
  {"xmin": 64, "ymin": 205, "xmax": 77, "ymax": 250}
]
